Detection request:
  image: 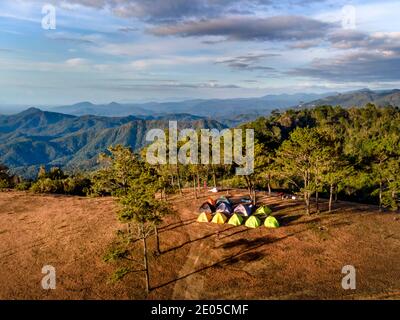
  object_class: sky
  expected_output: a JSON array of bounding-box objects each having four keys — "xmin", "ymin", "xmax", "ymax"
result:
[{"xmin": 1, "ymin": 0, "xmax": 400, "ymax": 105}]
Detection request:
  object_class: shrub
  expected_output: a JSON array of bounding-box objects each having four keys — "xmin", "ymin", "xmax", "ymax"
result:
[
  {"xmin": 30, "ymin": 178, "xmax": 64, "ymax": 194},
  {"xmin": 63, "ymin": 176, "xmax": 92, "ymax": 196},
  {"xmin": 0, "ymin": 179, "xmax": 11, "ymax": 190},
  {"xmin": 15, "ymin": 181, "xmax": 32, "ymax": 191},
  {"xmin": 221, "ymin": 176, "xmax": 246, "ymax": 189}
]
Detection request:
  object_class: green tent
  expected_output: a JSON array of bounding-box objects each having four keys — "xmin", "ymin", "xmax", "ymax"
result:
[
  {"xmin": 211, "ymin": 212, "xmax": 227, "ymax": 224},
  {"xmin": 245, "ymin": 216, "xmax": 261, "ymax": 228},
  {"xmin": 264, "ymin": 216, "xmax": 279, "ymax": 228},
  {"xmin": 255, "ymin": 206, "xmax": 272, "ymax": 216},
  {"xmin": 228, "ymin": 213, "xmax": 244, "ymax": 226}
]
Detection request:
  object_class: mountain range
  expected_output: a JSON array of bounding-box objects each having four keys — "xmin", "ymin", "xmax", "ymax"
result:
[
  {"xmin": 51, "ymin": 93, "xmax": 332, "ymax": 119},
  {"xmin": 0, "ymin": 108, "xmax": 225, "ymax": 178},
  {"xmin": 2, "ymin": 88, "xmax": 400, "ymax": 178},
  {"xmin": 302, "ymin": 89, "xmax": 400, "ymax": 108}
]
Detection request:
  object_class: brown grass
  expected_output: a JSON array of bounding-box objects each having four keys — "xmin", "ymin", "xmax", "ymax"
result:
[{"xmin": 0, "ymin": 189, "xmax": 399, "ymax": 300}]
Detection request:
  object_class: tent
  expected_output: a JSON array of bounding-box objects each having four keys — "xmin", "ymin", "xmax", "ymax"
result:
[
  {"xmin": 240, "ymin": 197, "xmax": 252, "ymax": 204},
  {"xmin": 211, "ymin": 212, "xmax": 227, "ymax": 224},
  {"xmin": 216, "ymin": 196, "xmax": 232, "ymax": 206},
  {"xmin": 197, "ymin": 212, "xmax": 212, "ymax": 223},
  {"xmin": 216, "ymin": 202, "xmax": 233, "ymax": 215},
  {"xmin": 245, "ymin": 216, "xmax": 261, "ymax": 228},
  {"xmin": 255, "ymin": 205, "xmax": 272, "ymax": 216},
  {"xmin": 234, "ymin": 204, "xmax": 252, "ymax": 217},
  {"xmin": 228, "ymin": 213, "xmax": 244, "ymax": 226},
  {"xmin": 199, "ymin": 202, "xmax": 214, "ymax": 214},
  {"xmin": 206, "ymin": 198, "xmax": 216, "ymax": 207},
  {"xmin": 264, "ymin": 216, "xmax": 279, "ymax": 228}
]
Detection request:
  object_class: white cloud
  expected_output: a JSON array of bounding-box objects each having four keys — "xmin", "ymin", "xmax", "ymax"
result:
[{"xmin": 65, "ymin": 58, "xmax": 90, "ymax": 67}]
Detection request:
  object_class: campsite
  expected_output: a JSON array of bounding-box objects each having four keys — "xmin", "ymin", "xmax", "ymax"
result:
[{"xmin": 0, "ymin": 188, "xmax": 399, "ymax": 300}]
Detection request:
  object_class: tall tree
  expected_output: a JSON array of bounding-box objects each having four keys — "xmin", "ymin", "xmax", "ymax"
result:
[{"xmin": 276, "ymin": 127, "xmax": 320, "ymax": 214}]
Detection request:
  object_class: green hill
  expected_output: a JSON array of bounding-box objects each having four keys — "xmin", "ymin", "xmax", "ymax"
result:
[{"xmin": 0, "ymin": 108, "xmax": 225, "ymax": 178}]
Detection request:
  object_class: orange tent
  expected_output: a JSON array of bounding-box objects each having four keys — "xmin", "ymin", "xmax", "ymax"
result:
[{"xmin": 207, "ymin": 198, "xmax": 216, "ymax": 207}]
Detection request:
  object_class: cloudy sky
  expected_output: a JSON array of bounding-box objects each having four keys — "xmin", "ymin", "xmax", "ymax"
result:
[{"xmin": 1, "ymin": 0, "xmax": 400, "ymax": 105}]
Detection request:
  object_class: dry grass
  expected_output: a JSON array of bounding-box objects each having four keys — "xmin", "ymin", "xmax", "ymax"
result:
[{"xmin": 0, "ymin": 190, "xmax": 399, "ymax": 300}]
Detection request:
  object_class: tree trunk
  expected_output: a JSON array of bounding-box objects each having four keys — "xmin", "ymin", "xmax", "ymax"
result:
[
  {"xmin": 193, "ymin": 176, "xmax": 197, "ymax": 199},
  {"xmin": 244, "ymin": 176, "xmax": 253, "ymax": 201},
  {"xmin": 176, "ymin": 166, "xmax": 182, "ymax": 195},
  {"xmin": 142, "ymin": 236, "xmax": 150, "ymax": 294},
  {"xmin": 305, "ymin": 191, "xmax": 310, "ymax": 215},
  {"xmin": 154, "ymin": 226, "xmax": 160, "ymax": 255},
  {"xmin": 212, "ymin": 171, "xmax": 217, "ymax": 188},
  {"xmin": 315, "ymin": 190, "xmax": 319, "ymax": 213},
  {"xmin": 334, "ymin": 185, "xmax": 338, "ymax": 203},
  {"xmin": 379, "ymin": 181, "xmax": 383, "ymax": 212},
  {"xmin": 197, "ymin": 174, "xmax": 201, "ymax": 193},
  {"xmin": 304, "ymin": 174, "xmax": 310, "ymax": 215},
  {"xmin": 329, "ymin": 183, "xmax": 333, "ymax": 213}
]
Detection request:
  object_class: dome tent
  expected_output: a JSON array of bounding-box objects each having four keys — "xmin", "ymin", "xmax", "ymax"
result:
[
  {"xmin": 228, "ymin": 213, "xmax": 244, "ymax": 226},
  {"xmin": 199, "ymin": 202, "xmax": 214, "ymax": 214},
  {"xmin": 264, "ymin": 216, "xmax": 279, "ymax": 228},
  {"xmin": 216, "ymin": 202, "xmax": 233, "ymax": 215},
  {"xmin": 197, "ymin": 212, "xmax": 212, "ymax": 223},
  {"xmin": 255, "ymin": 205, "xmax": 272, "ymax": 216},
  {"xmin": 245, "ymin": 216, "xmax": 261, "ymax": 228},
  {"xmin": 216, "ymin": 196, "xmax": 232, "ymax": 206},
  {"xmin": 206, "ymin": 198, "xmax": 216, "ymax": 207},
  {"xmin": 234, "ymin": 203, "xmax": 252, "ymax": 217},
  {"xmin": 211, "ymin": 212, "xmax": 227, "ymax": 224}
]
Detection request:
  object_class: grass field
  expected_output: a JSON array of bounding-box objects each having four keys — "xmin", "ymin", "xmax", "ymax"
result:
[{"xmin": 0, "ymin": 190, "xmax": 399, "ymax": 299}]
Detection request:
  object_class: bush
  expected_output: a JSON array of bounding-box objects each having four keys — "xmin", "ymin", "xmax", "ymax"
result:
[
  {"xmin": 89, "ymin": 170, "xmax": 115, "ymax": 196},
  {"xmin": 221, "ymin": 176, "xmax": 246, "ymax": 189},
  {"xmin": 0, "ymin": 178, "xmax": 11, "ymax": 190},
  {"xmin": 63, "ymin": 176, "xmax": 92, "ymax": 196},
  {"xmin": 30, "ymin": 178, "xmax": 64, "ymax": 194},
  {"xmin": 15, "ymin": 181, "xmax": 32, "ymax": 191}
]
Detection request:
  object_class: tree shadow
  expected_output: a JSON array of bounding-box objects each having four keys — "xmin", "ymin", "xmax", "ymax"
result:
[
  {"xmin": 159, "ymin": 218, "xmax": 197, "ymax": 233},
  {"xmin": 151, "ymin": 227, "xmax": 311, "ymax": 291},
  {"xmin": 218, "ymin": 227, "xmax": 250, "ymax": 240},
  {"xmin": 278, "ymin": 214, "xmax": 304, "ymax": 226},
  {"xmin": 269, "ymin": 202, "xmax": 300, "ymax": 212},
  {"xmin": 160, "ymin": 232, "xmax": 215, "ymax": 254},
  {"xmin": 224, "ymin": 251, "xmax": 264, "ymax": 264},
  {"xmin": 215, "ymin": 236, "xmax": 275, "ymax": 250},
  {"xmin": 151, "ymin": 239, "xmax": 268, "ymax": 291}
]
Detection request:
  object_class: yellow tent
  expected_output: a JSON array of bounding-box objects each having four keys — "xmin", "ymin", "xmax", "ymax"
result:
[
  {"xmin": 228, "ymin": 213, "xmax": 244, "ymax": 226},
  {"xmin": 264, "ymin": 216, "xmax": 279, "ymax": 228},
  {"xmin": 245, "ymin": 216, "xmax": 261, "ymax": 228},
  {"xmin": 197, "ymin": 212, "xmax": 212, "ymax": 223},
  {"xmin": 255, "ymin": 206, "xmax": 272, "ymax": 216},
  {"xmin": 211, "ymin": 212, "xmax": 227, "ymax": 224}
]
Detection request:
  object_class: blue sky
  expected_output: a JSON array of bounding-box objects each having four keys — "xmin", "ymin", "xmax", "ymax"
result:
[{"xmin": 1, "ymin": 0, "xmax": 400, "ymax": 105}]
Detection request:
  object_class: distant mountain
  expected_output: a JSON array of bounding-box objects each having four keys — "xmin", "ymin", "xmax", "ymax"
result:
[
  {"xmin": 51, "ymin": 93, "xmax": 332, "ymax": 119},
  {"xmin": 303, "ymin": 89, "xmax": 400, "ymax": 108},
  {"xmin": 0, "ymin": 108, "xmax": 225, "ymax": 178}
]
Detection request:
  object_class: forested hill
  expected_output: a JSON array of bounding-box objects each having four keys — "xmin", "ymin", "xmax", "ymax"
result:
[
  {"xmin": 0, "ymin": 108, "xmax": 225, "ymax": 178},
  {"xmin": 303, "ymin": 89, "xmax": 400, "ymax": 108},
  {"xmin": 240, "ymin": 104, "xmax": 400, "ymax": 209}
]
